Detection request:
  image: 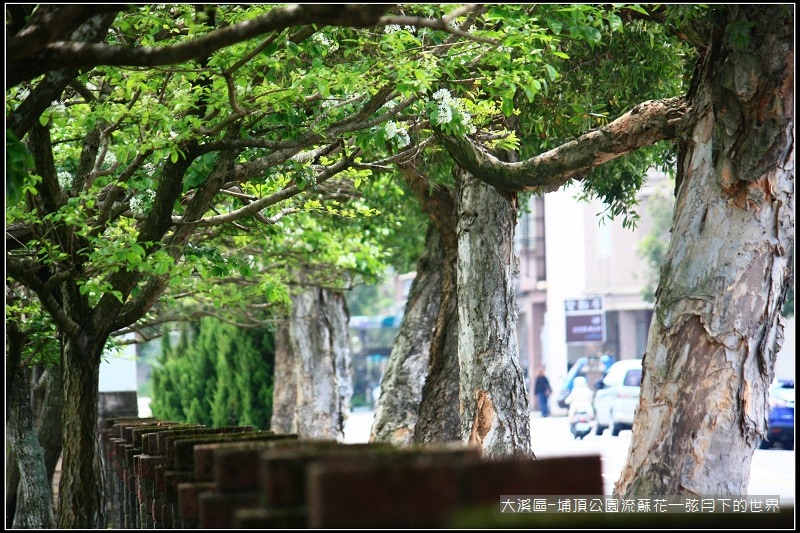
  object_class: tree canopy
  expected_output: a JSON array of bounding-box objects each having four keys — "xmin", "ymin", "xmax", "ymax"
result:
[
  {"xmin": 6, "ymin": 4, "xmax": 792, "ymax": 528},
  {"xmin": 7, "ymin": 4, "xmax": 692, "ymax": 352}
]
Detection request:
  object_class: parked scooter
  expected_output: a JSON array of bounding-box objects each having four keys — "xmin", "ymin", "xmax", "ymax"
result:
[{"xmin": 570, "ymin": 408, "xmax": 594, "ymax": 439}]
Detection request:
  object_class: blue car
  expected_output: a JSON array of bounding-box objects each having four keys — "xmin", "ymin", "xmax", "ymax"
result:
[{"xmin": 760, "ymin": 379, "xmax": 794, "ymax": 450}]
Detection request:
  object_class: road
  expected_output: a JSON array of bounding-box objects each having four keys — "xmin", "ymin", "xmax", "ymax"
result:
[{"xmin": 343, "ymin": 409, "xmax": 795, "ymax": 508}]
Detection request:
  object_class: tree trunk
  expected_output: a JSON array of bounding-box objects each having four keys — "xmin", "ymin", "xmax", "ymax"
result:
[
  {"xmin": 616, "ymin": 5, "xmax": 794, "ymax": 496},
  {"xmin": 6, "ymin": 324, "xmax": 56, "ymax": 529},
  {"xmin": 270, "ymin": 321, "xmax": 297, "ymax": 434},
  {"xmin": 34, "ymin": 364, "xmax": 64, "ymax": 492},
  {"xmin": 369, "ymin": 224, "xmax": 457, "ymax": 446},
  {"xmin": 413, "ymin": 224, "xmax": 461, "ymax": 444},
  {"xmin": 380, "ymin": 161, "xmax": 463, "ymax": 446},
  {"xmin": 456, "ymin": 169, "xmax": 532, "ymax": 458},
  {"xmin": 6, "ymin": 455, "xmax": 20, "ymax": 529},
  {"xmin": 57, "ymin": 335, "xmax": 105, "ymax": 528},
  {"xmin": 287, "ymin": 285, "xmax": 352, "ymax": 440}
]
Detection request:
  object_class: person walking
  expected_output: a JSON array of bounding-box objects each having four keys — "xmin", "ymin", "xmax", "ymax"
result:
[{"xmin": 534, "ymin": 366, "xmax": 552, "ymax": 417}]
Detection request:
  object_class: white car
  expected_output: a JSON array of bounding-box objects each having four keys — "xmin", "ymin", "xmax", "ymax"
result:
[{"xmin": 594, "ymin": 359, "xmax": 643, "ymax": 436}]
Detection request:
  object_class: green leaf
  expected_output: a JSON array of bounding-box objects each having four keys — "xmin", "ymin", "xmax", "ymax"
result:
[
  {"xmin": 286, "ymin": 41, "xmax": 301, "ymax": 57},
  {"xmin": 582, "ymin": 26, "xmax": 602, "ymax": 46},
  {"xmin": 501, "ymin": 91, "xmax": 516, "ymax": 117},
  {"xmin": 6, "ymin": 130, "xmax": 34, "ymax": 207},
  {"xmin": 608, "ymin": 13, "xmax": 622, "ymax": 32},
  {"xmin": 545, "ymin": 18, "xmax": 563, "ymax": 35},
  {"xmin": 317, "ymin": 78, "xmax": 330, "ymax": 97}
]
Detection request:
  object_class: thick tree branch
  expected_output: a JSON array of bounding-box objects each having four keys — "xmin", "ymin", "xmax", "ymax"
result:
[
  {"xmin": 378, "ymin": 5, "xmax": 500, "ymax": 46},
  {"xmin": 6, "ymin": 11, "xmax": 117, "ymax": 137},
  {"xmin": 6, "ymin": 257, "xmax": 80, "ymax": 339},
  {"xmin": 7, "ymin": 5, "xmax": 122, "ymax": 59},
  {"xmin": 7, "ymin": 12, "xmax": 120, "ymax": 91},
  {"xmin": 8, "ymin": 4, "xmax": 392, "ymax": 86},
  {"xmin": 436, "ymin": 96, "xmax": 691, "ymax": 193}
]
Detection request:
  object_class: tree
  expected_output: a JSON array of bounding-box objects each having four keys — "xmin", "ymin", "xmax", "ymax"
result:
[
  {"xmin": 615, "ymin": 5, "xmax": 793, "ymax": 496},
  {"xmin": 5, "ymin": 283, "xmax": 63, "ymax": 528},
  {"xmin": 6, "ymin": 322, "xmax": 56, "ymax": 529},
  {"xmin": 370, "ymin": 224, "xmax": 454, "ymax": 445},
  {"xmin": 150, "ymin": 317, "xmax": 275, "ymax": 429},
  {"xmin": 375, "ymin": 4, "xmax": 694, "ymax": 457},
  {"xmin": 5, "ymin": 4, "xmax": 792, "ymax": 525},
  {"xmin": 434, "ymin": 5, "xmax": 793, "ymax": 495},
  {"xmin": 272, "ymin": 281, "xmax": 352, "ymax": 439},
  {"xmin": 5, "ymin": 5, "xmax": 423, "ymax": 526}
]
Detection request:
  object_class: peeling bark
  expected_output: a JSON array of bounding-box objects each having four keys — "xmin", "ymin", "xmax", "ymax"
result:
[
  {"xmin": 616, "ymin": 6, "xmax": 794, "ymax": 496},
  {"xmin": 456, "ymin": 169, "xmax": 532, "ymax": 459},
  {"xmin": 412, "ymin": 233, "xmax": 461, "ymax": 444},
  {"xmin": 373, "ymin": 163, "xmax": 462, "ymax": 446}
]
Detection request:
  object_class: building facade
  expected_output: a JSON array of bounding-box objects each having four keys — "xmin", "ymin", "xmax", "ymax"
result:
[{"xmin": 520, "ymin": 168, "xmax": 670, "ymax": 412}]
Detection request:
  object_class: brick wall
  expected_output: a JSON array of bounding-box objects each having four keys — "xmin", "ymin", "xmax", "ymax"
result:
[
  {"xmin": 97, "ymin": 413, "xmax": 608, "ymax": 528},
  {"xmin": 96, "ymin": 415, "xmax": 794, "ymax": 529}
]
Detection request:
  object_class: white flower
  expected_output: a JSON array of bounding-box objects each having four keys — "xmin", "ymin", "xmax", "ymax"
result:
[
  {"xmin": 130, "ymin": 196, "xmax": 143, "ymax": 215},
  {"xmin": 384, "ymin": 24, "xmax": 402, "ymax": 34},
  {"xmin": 431, "ymin": 88, "xmax": 473, "ymax": 131},
  {"xmin": 385, "ymin": 121, "xmax": 410, "ymax": 148},
  {"xmin": 385, "ymin": 121, "xmax": 398, "ymax": 139},
  {"xmin": 130, "ymin": 190, "xmax": 156, "ymax": 215},
  {"xmin": 436, "ymin": 102, "xmax": 453, "ymax": 125},
  {"xmin": 313, "ymin": 32, "xmax": 339, "ymax": 52},
  {"xmin": 50, "ymin": 101, "xmax": 67, "ymax": 114},
  {"xmin": 433, "ymin": 88, "xmax": 452, "ymax": 102},
  {"xmin": 102, "ymin": 151, "xmax": 117, "ymax": 169},
  {"xmin": 432, "ymin": 89, "xmax": 455, "ymax": 125},
  {"xmin": 57, "ymin": 171, "xmax": 72, "ymax": 190},
  {"xmin": 396, "ymin": 128, "xmax": 410, "ymax": 148}
]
